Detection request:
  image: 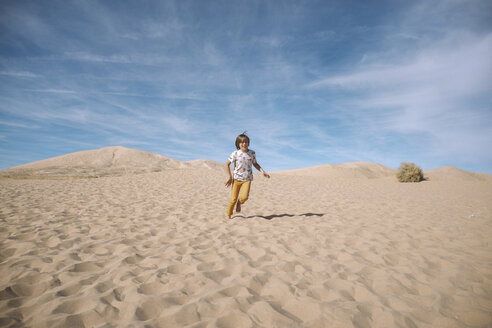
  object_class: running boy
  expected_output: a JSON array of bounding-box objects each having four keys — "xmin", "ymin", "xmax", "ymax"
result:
[{"xmin": 225, "ymin": 132, "xmax": 270, "ymax": 219}]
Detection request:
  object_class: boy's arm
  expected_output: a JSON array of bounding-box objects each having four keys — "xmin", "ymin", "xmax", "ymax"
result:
[
  {"xmin": 254, "ymin": 162, "xmax": 270, "ymax": 178},
  {"xmin": 225, "ymin": 160, "xmax": 233, "ymax": 186}
]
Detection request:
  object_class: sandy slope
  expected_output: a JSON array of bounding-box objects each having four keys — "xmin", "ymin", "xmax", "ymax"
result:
[
  {"xmin": 275, "ymin": 162, "xmax": 396, "ymax": 180},
  {"xmin": 0, "ymin": 146, "xmax": 223, "ymax": 178},
  {"xmin": 1, "ymin": 162, "xmax": 492, "ymax": 327},
  {"xmin": 424, "ymin": 166, "xmax": 492, "ymax": 182}
]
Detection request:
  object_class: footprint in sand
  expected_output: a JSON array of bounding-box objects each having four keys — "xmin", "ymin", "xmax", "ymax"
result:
[
  {"xmin": 57, "ymin": 283, "xmax": 83, "ymax": 297},
  {"xmin": 197, "ymin": 262, "xmax": 218, "ymax": 271},
  {"xmin": 70, "ymin": 261, "xmax": 104, "ymax": 272},
  {"xmin": 2, "ymin": 281, "xmax": 50, "ymax": 298},
  {"xmin": 166, "ymin": 263, "xmax": 194, "ymax": 275},
  {"xmin": 53, "ymin": 298, "xmax": 97, "ymax": 314},
  {"xmin": 159, "ymin": 303, "xmax": 200, "ymax": 326},
  {"xmin": 64, "ymin": 310, "xmax": 103, "ymax": 328},
  {"xmin": 203, "ymin": 268, "xmax": 234, "ymax": 284},
  {"xmin": 95, "ymin": 280, "xmax": 115, "ymax": 293},
  {"xmin": 135, "ymin": 299, "xmax": 166, "ymax": 321},
  {"xmin": 219, "ymin": 285, "xmax": 253, "ymax": 298},
  {"xmin": 123, "ymin": 254, "xmax": 144, "ymax": 265},
  {"xmin": 137, "ymin": 281, "xmax": 167, "ymax": 295},
  {"xmin": 216, "ymin": 312, "xmax": 253, "ymax": 328}
]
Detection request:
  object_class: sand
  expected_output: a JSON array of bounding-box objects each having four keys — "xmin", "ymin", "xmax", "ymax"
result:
[
  {"xmin": 1, "ymin": 150, "xmax": 492, "ymax": 327},
  {"xmin": 0, "ymin": 146, "xmax": 224, "ymax": 179}
]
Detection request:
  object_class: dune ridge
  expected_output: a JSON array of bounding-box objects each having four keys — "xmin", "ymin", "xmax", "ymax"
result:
[
  {"xmin": 2, "ymin": 146, "xmax": 490, "ymax": 182},
  {"xmin": 424, "ymin": 166, "xmax": 492, "ymax": 182},
  {"xmin": 0, "ymin": 146, "xmax": 223, "ymax": 179},
  {"xmin": 275, "ymin": 162, "xmax": 397, "ymax": 180}
]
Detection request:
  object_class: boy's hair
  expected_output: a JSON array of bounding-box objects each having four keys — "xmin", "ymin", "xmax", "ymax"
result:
[{"xmin": 235, "ymin": 131, "xmax": 250, "ymax": 149}]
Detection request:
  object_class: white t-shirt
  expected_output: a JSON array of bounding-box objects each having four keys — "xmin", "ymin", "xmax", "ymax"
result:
[{"xmin": 228, "ymin": 149, "xmax": 257, "ymax": 181}]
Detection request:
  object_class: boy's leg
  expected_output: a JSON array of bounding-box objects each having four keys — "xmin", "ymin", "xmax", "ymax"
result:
[
  {"xmin": 238, "ymin": 180, "xmax": 251, "ymax": 205},
  {"xmin": 236, "ymin": 180, "xmax": 251, "ymax": 213},
  {"xmin": 227, "ymin": 180, "xmax": 242, "ymax": 217}
]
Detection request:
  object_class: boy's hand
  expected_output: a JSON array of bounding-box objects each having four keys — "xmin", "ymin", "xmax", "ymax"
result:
[
  {"xmin": 225, "ymin": 178, "xmax": 233, "ymax": 187},
  {"xmin": 263, "ymin": 172, "xmax": 270, "ymax": 178}
]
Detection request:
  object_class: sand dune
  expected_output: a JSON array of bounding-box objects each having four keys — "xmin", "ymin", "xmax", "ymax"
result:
[
  {"xmin": 1, "ymin": 149, "xmax": 492, "ymax": 327},
  {"xmin": 0, "ymin": 146, "xmax": 223, "ymax": 179},
  {"xmin": 275, "ymin": 162, "xmax": 396, "ymax": 180},
  {"xmin": 277, "ymin": 162, "xmax": 492, "ymax": 183},
  {"xmin": 424, "ymin": 166, "xmax": 492, "ymax": 182}
]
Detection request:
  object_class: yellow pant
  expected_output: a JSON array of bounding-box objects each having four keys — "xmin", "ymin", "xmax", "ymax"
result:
[{"xmin": 227, "ymin": 179, "xmax": 251, "ymax": 216}]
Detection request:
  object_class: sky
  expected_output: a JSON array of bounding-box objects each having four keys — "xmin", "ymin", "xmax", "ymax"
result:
[{"xmin": 1, "ymin": 0, "xmax": 492, "ymax": 174}]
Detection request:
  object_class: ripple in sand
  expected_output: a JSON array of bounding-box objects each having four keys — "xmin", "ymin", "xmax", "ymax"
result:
[
  {"xmin": 352, "ymin": 312, "xmax": 372, "ymax": 328},
  {"xmin": 137, "ymin": 281, "xmax": 167, "ymax": 295},
  {"xmin": 203, "ymin": 268, "xmax": 234, "ymax": 284},
  {"xmin": 306, "ymin": 287, "xmax": 339, "ymax": 302},
  {"xmin": 258, "ymin": 277, "xmax": 294, "ymax": 303},
  {"xmin": 95, "ymin": 281, "xmax": 115, "ymax": 293},
  {"xmin": 409, "ymin": 308, "xmax": 435, "ymax": 325},
  {"xmin": 236, "ymin": 245, "xmax": 266, "ymax": 262},
  {"xmin": 166, "ymin": 263, "xmax": 194, "ymax": 274},
  {"xmin": 135, "ymin": 299, "xmax": 166, "ymax": 321},
  {"xmin": 123, "ymin": 254, "xmax": 144, "ymax": 264},
  {"xmin": 53, "ymin": 299, "xmax": 97, "ymax": 314},
  {"xmin": 0, "ymin": 318, "xmax": 17, "ymax": 327},
  {"xmin": 166, "ymin": 303, "xmax": 200, "ymax": 326},
  {"xmin": 197, "ymin": 261, "xmax": 218, "ymax": 271},
  {"xmin": 162, "ymin": 295, "xmax": 189, "ymax": 306},
  {"xmin": 281, "ymin": 299, "xmax": 321, "ymax": 322},
  {"xmin": 219, "ymin": 286, "xmax": 253, "ymax": 298},
  {"xmin": 70, "ymin": 261, "xmax": 103, "ymax": 272},
  {"xmin": 5, "ymin": 282, "xmax": 50, "ymax": 297},
  {"xmin": 64, "ymin": 310, "xmax": 103, "ymax": 327},
  {"xmin": 9, "ymin": 232, "xmax": 37, "ymax": 241},
  {"xmin": 80, "ymin": 275, "xmax": 99, "ymax": 285},
  {"xmin": 216, "ymin": 312, "xmax": 253, "ymax": 328},
  {"xmin": 57, "ymin": 283, "xmax": 83, "ymax": 297},
  {"xmin": 276, "ymin": 260, "xmax": 303, "ymax": 273},
  {"xmin": 353, "ymin": 284, "xmax": 380, "ymax": 303},
  {"xmin": 0, "ymin": 248, "xmax": 16, "ymax": 261},
  {"xmin": 15, "ymin": 272, "xmax": 52, "ymax": 285},
  {"xmin": 456, "ymin": 310, "xmax": 492, "ymax": 326},
  {"xmin": 248, "ymin": 301, "xmax": 300, "ymax": 327}
]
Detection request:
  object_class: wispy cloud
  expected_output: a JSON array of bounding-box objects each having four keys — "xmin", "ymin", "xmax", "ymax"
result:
[
  {"xmin": 30, "ymin": 89, "xmax": 77, "ymax": 94},
  {"xmin": 0, "ymin": 120, "xmax": 38, "ymax": 129},
  {"xmin": 0, "ymin": 71, "xmax": 39, "ymax": 78},
  {"xmin": 304, "ymin": 4, "xmax": 492, "ymax": 170}
]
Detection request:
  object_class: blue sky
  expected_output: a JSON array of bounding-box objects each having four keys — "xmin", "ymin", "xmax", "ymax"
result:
[{"xmin": 1, "ymin": 0, "xmax": 491, "ymax": 174}]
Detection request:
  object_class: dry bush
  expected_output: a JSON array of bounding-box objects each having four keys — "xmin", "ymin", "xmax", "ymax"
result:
[{"xmin": 397, "ymin": 162, "xmax": 424, "ymax": 182}]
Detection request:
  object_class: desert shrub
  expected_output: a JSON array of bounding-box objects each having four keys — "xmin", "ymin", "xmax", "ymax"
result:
[{"xmin": 396, "ymin": 162, "xmax": 424, "ymax": 182}]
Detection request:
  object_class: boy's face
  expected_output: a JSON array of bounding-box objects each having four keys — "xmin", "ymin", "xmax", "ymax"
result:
[{"xmin": 239, "ymin": 140, "xmax": 249, "ymax": 152}]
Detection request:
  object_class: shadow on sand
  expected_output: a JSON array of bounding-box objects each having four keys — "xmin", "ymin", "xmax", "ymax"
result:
[{"xmin": 235, "ymin": 213, "xmax": 325, "ymax": 220}]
